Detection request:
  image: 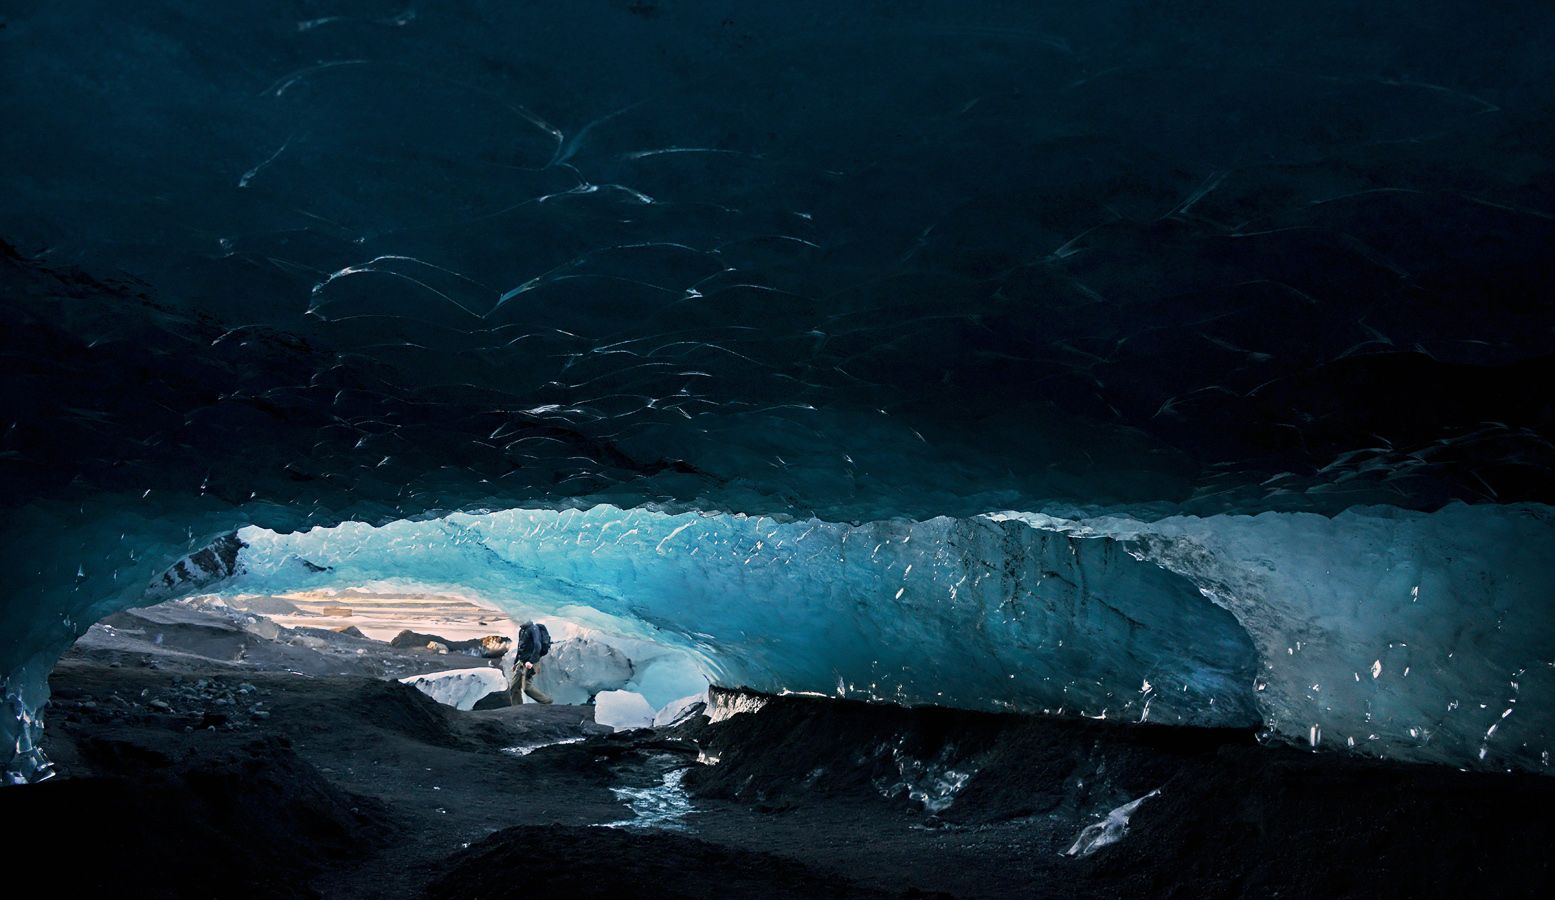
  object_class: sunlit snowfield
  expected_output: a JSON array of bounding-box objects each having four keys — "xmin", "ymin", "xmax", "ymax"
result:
[{"xmin": 234, "ymin": 590, "xmax": 527, "ymax": 643}]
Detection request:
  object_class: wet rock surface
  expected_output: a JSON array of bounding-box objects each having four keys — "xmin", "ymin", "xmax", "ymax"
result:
[
  {"xmin": 7, "ymin": 730, "xmax": 385, "ymax": 899},
  {"xmin": 426, "ymin": 823, "xmax": 904, "ymax": 900},
  {"xmin": 72, "ymin": 602, "xmax": 506, "ymax": 681},
  {"xmin": 388, "ymin": 630, "xmax": 512, "ymax": 658},
  {"xmin": 8, "ymin": 639, "xmax": 1553, "ymax": 899}
]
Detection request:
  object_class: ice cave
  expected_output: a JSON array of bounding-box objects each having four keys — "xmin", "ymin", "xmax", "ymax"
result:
[{"xmin": 2, "ymin": 1, "xmax": 1554, "ymax": 896}]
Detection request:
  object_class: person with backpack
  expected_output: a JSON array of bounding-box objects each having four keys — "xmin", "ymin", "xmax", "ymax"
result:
[{"xmin": 509, "ymin": 620, "xmax": 554, "ymax": 705}]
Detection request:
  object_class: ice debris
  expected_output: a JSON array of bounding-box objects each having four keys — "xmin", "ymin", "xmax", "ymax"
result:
[
  {"xmin": 1065, "ymin": 789, "xmax": 1162, "ymax": 858},
  {"xmin": 653, "ymin": 691, "xmax": 709, "ymax": 728},
  {"xmin": 595, "ymin": 690, "xmax": 658, "ymax": 731}
]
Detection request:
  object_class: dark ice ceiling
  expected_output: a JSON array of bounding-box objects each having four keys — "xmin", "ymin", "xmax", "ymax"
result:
[{"xmin": 4, "ymin": 0, "xmax": 1553, "ymax": 526}]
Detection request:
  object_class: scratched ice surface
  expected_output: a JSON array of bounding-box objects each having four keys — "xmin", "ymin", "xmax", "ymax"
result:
[{"xmin": 4, "ymin": 2, "xmax": 1555, "ymax": 780}]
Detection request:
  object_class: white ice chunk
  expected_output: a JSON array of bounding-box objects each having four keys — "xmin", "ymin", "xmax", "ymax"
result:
[
  {"xmin": 399, "ymin": 667, "xmax": 507, "ymax": 711},
  {"xmin": 595, "ymin": 689, "xmax": 657, "ymax": 731},
  {"xmin": 528, "ymin": 633, "xmax": 708, "ymax": 708},
  {"xmin": 625, "ymin": 654, "xmax": 712, "ymax": 711},
  {"xmin": 529, "ymin": 636, "xmax": 636, "ymax": 705},
  {"xmin": 1065, "ymin": 789, "xmax": 1161, "ymax": 857},
  {"xmin": 653, "ymin": 691, "xmax": 709, "ymax": 727}
]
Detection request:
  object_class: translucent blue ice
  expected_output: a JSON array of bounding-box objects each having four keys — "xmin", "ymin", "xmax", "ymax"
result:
[
  {"xmin": 229, "ymin": 506, "xmax": 1264, "ymax": 729},
  {"xmin": 221, "ymin": 501, "xmax": 1554, "ymax": 773},
  {"xmin": 6, "ymin": 500, "xmax": 1554, "ymax": 782}
]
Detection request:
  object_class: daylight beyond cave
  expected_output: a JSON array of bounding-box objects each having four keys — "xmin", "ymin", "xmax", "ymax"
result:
[{"xmin": 5, "ymin": 0, "xmax": 1555, "ymax": 783}]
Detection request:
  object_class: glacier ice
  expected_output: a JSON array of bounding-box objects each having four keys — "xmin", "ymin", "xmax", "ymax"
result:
[
  {"xmin": 530, "ymin": 637, "xmax": 636, "ymax": 706},
  {"xmin": 2, "ymin": 663, "xmax": 52, "ymax": 786},
  {"xmin": 1065, "ymin": 789, "xmax": 1163, "ymax": 858},
  {"xmin": 530, "ymin": 634, "xmax": 709, "ymax": 710},
  {"xmin": 885, "ymin": 745, "xmax": 978, "ymax": 814},
  {"xmin": 5, "ymin": 498, "xmax": 1554, "ymax": 782},
  {"xmin": 173, "ymin": 501, "xmax": 1555, "ymax": 772},
  {"xmin": 595, "ymin": 690, "xmax": 658, "ymax": 732},
  {"xmin": 0, "ymin": 496, "xmax": 265, "ymax": 784},
  {"xmin": 400, "ymin": 668, "xmax": 508, "ymax": 712},
  {"xmin": 225, "ymin": 507, "xmax": 1265, "ymax": 728},
  {"xmin": 996, "ymin": 503, "xmax": 1555, "ymax": 770},
  {"xmin": 654, "ymin": 693, "xmax": 710, "ymax": 729},
  {"xmin": 707, "ymin": 690, "xmax": 771, "ymax": 725}
]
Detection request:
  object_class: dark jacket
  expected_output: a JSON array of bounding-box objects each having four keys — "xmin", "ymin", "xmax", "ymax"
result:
[{"xmin": 516, "ymin": 623, "xmax": 551, "ymax": 665}]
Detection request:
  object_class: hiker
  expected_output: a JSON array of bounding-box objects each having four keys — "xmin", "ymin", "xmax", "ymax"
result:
[{"xmin": 509, "ymin": 620, "xmax": 553, "ymax": 705}]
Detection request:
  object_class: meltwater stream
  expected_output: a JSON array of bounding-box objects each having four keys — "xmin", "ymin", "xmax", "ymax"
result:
[{"xmin": 602, "ymin": 759, "xmax": 697, "ymax": 831}]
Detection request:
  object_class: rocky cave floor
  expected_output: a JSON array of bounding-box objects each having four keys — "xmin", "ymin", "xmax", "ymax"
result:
[{"xmin": 6, "ymin": 622, "xmax": 1554, "ymax": 900}]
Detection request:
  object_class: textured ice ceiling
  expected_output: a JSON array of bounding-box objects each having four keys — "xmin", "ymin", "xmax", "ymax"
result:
[{"xmin": 3, "ymin": 1, "xmax": 1554, "ymax": 780}]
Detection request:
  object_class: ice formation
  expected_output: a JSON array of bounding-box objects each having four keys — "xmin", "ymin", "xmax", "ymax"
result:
[
  {"xmin": 530, "ymin": 635, "xmax": 710, "ymax": 710},
  {"xmin": 4, "ymin": 2, "xmax": 1555, "ymax": 783},
  {"xmin": 1066, "ymin": 789, "xmax": 1163, "ymax": 857},
  {"xmin": 399, "ymin": 668, "xmax": 509, "ymax": 712},
  {"xmin": 226, "ymin": 509, "xmax": 1263, "ymax": 728},
  {"xmin": 111, "ymin": 500, "xmax": 1549, "ymax": 772},
  {"xmin": 654, "ymin": 693, "xmax": 710, "ymax": 729},
  {"xmin": 595, "ymin": 690, "xmax": 659, "ymax": 732},
  {"xmin": 533, "ymin": 638, "xmax": 635, "ymax": 705},
  {"xmin": 887, "ymin": 747, "xmax": 978, "ymax": 815}
]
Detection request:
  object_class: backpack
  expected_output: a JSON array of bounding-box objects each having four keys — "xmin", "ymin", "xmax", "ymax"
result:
[{"xmin": 535, "ymin": 623, "xmax": 551, "ymax": 657}]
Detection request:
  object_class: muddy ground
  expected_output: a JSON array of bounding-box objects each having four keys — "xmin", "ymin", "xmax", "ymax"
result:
[{"xmin": 4, "ymin": 608, "xmax": 1552, "ymax": 899}]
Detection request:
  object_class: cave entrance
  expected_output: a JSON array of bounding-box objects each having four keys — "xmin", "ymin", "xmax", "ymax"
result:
[
  {"xmin": 84, "ymin": 582, "xmax": 715, "ymax": 722},
  {"xmin": 145, "ymin": 504, "xmax": 1265, "ymax": 728}
]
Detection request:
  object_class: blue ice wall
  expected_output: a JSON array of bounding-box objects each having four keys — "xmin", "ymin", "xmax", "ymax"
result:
[
  {"xmin": 0, "ymin": 495, "xmax": 257, "ymax": 783},
  {"xmin": 4, "ymin": 497, "xmax": 1553, "ymax": 780},
  {"xmin": 231, "ymin": 508, "xmax": 1263, "ymax": 727},
  {"xmin": 228, "ymin": 501, "xmax": 1555, "ymax": 772}
]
